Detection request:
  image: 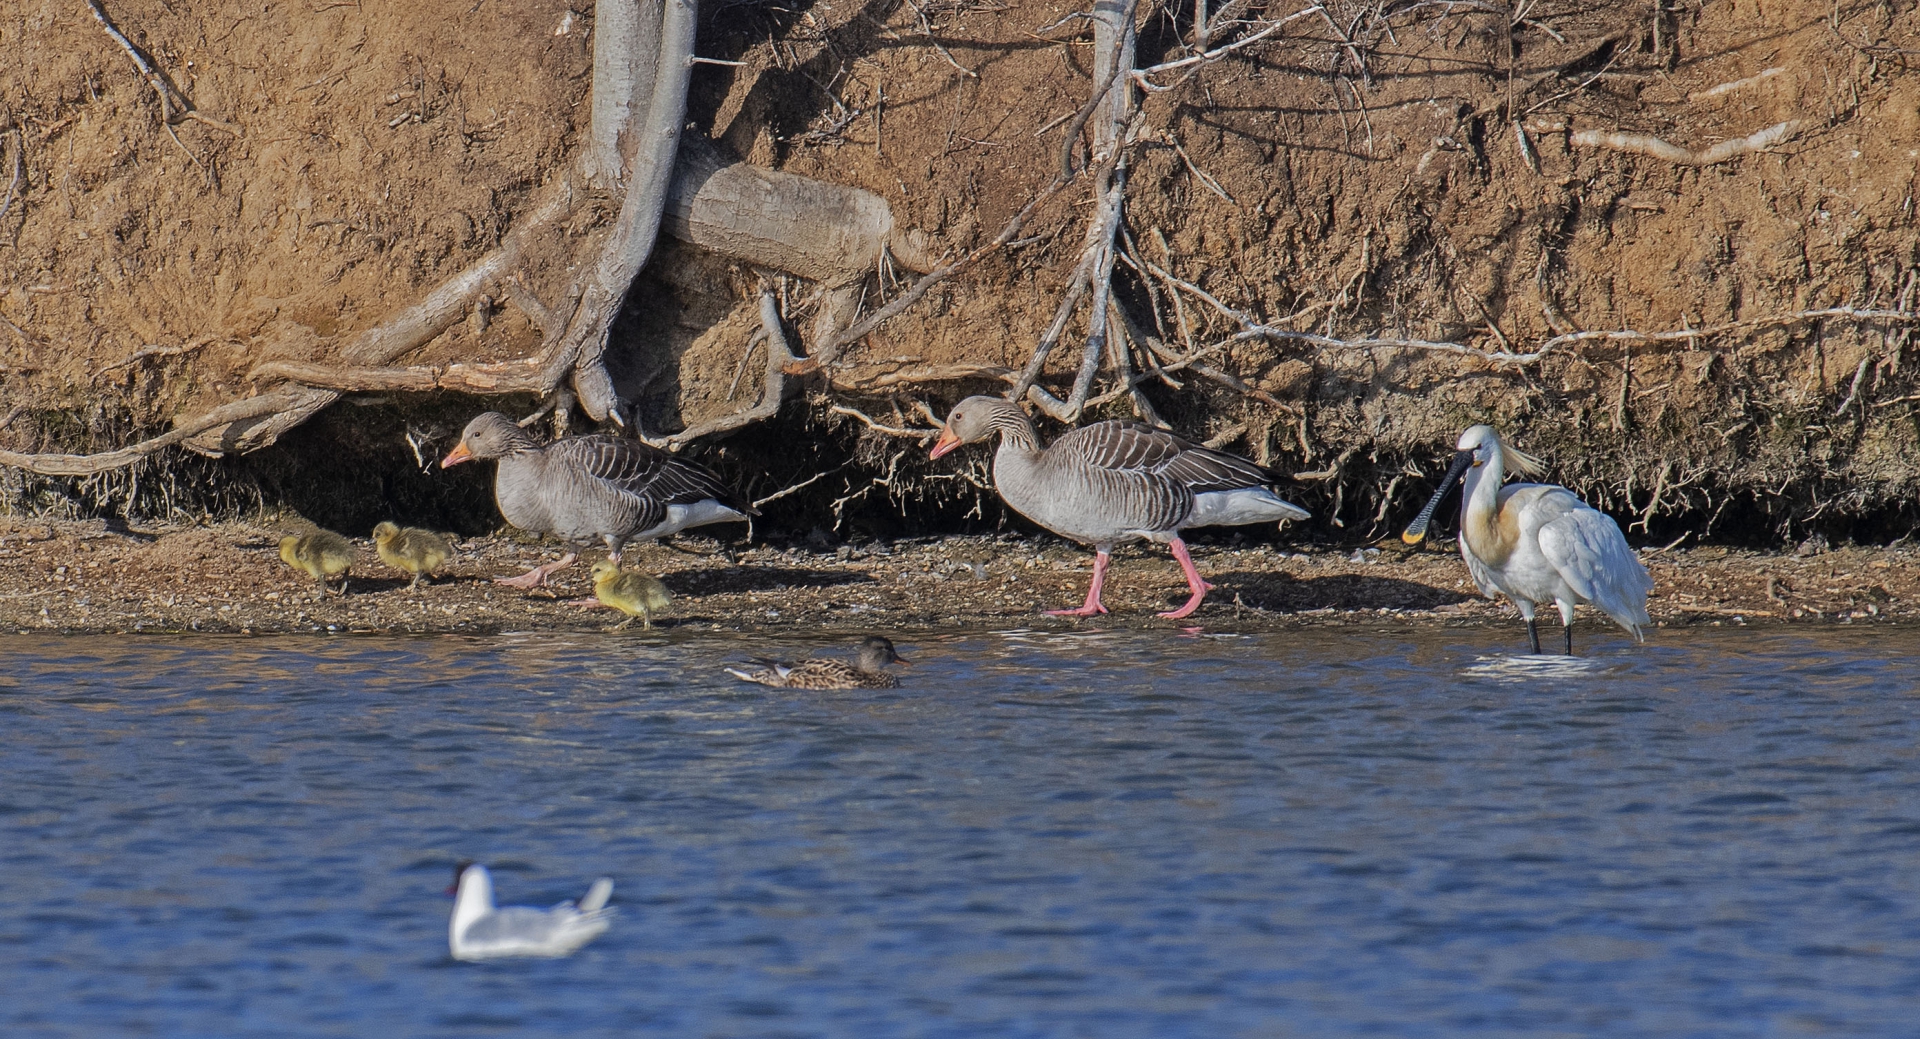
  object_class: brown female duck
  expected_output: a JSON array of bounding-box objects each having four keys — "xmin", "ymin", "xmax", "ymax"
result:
[{"xmin": 726, "ymin": 636, "xmax": 910, "ymax": 690}]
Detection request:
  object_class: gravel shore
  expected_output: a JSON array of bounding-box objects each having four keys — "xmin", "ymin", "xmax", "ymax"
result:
[{"xmin": 0, "ymin": 516, "xmax": 1903, "ymax": 638}]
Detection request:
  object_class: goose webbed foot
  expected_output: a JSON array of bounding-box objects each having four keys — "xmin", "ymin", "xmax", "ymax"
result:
[
  {"xmin": 1045, "ymin": 549, "xmax": 1111, "ymax": 617},
  {"xmin": 495, "ymin": 553, "xmax": 578, "ymax": 590},
  {"xmin": 1157, "ymin": 537, "xmax": 1215, "ymax": 620}
]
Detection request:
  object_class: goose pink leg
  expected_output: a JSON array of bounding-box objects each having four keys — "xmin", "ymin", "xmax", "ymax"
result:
[
  {"xmin": 495, "ymin": 552, "xmax": 577, "ymax": 590},
  {"xmin": 1046, "ymin": 549, "xmax": 1112, "ymax": 617},
  {"xmin": 1157, "ymin": 537, "xmax": 1215, "ymax": 619}
]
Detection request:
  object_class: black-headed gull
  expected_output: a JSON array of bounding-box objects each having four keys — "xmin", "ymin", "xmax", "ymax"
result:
[{"xmin": 448, "ymin": 862, "xmax": 615, "ymax": 960}]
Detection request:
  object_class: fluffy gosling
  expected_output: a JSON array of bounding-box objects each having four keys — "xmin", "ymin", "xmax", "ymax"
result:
[
  {"xmin": 590, "ymin": 559, "xmax": 672, "ymax": 630},
  {"xmin": 372, "ymin": 522, "xmax": 453, "ymax": 589},
  {"xmin": 279, "ymin": 530, "xmax": 356, "ymax": 595}
]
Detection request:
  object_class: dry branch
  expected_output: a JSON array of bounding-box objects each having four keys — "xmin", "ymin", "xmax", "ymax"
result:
[
  {"xmin": 0, "ymin": 390, "xmax": 308, "ymax": 476},
  {"xmin": 1570, "ymin": 120, "xmax": 1802, "ymax": 166},
  {"xmin": 84, "ymin": 0, "xmax": 243, "ymax": 135},
  {"xmin": 246, "ymin": 359, "xmax": 546, "ymax": 395},
  {"xmin": 658, "ymin": 284, "xmax": 796, "ymax": 448},
  {"xmin": 0, "ymin": 128, "xmax": 21, "ymax": 224}
]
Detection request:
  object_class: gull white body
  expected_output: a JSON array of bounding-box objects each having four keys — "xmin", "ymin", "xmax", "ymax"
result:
[
  {"xmin": 1408, "ymin": 425, "xmax": 1652, "ymax": 654},
  {"xmin": 449, "ymin": 864, "xmax": 615, "ymax": 961}
]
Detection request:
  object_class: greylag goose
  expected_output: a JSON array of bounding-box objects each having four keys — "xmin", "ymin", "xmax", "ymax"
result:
[
  {"xmin": 448, "ymin": 862, "xmax": 614, "ymax": 961},
  {"xmin": 441, "ymin": 412, "xmax": 755, "ymax": 589},
  {"xmin": 371, "ymin": 522, "xmax": 452, "ymax": 589},
  {"xmin": 1402, "ymin": 424, "xmax": 1652, "ymax": 654},
  {"xmin": 930, "ymin": 396, "xmax": 1309, "ymax": 619},
  {"xmin": 279, "ymin": 530, "xmax": 355, "ymax": 595},
  {"xmin": 726, "ymin": 636, "xmax": 910, "ymax": 689},
  {"xmin": 589, "ymin": 559, "xmax": 672, "ymax": 630}
]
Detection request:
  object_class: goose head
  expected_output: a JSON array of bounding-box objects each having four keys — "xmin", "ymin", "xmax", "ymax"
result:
[
  {"xmin": 372, "ymin": 521, "xmax": 400, "ymax": 546},
  {"xmin": 442, "ymin": 412, "xmax": 536, "ymax": 467},
  {"xmin": 930, "ymin": 396, "xmax": 1026, "ymax": 459}
]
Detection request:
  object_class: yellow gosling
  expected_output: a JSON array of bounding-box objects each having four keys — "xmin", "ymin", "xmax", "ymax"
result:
[
  {"xmin": 279, "ymin": 530, "xmax": 356, "ymax": 595},
  {"xmin": 372, "ymin": 522, "xmax": 453, "ymax": 589},
  {"xmin": 590, "ymin": 559, "xmax": 671, "ymax": 630}
]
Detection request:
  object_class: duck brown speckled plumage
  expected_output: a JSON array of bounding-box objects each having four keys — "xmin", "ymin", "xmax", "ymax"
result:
[
  {"xmin": 372, "ymin": 522, "xmax": 453, "ymax": 589},
  {"xmin": 725, "ymin": 636, "xmax": 910, "ymax": 690},
  {"xmin": 441, "ymin": 412, "xmax": 755, "ymax": 590}
]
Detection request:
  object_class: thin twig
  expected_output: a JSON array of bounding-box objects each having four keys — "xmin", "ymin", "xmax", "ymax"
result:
[
  {"xmin": 0, "ymin": 129, "xmax": 21, "ymax": 224},
  {"xmin": 751, "ymin": 464, "xmax": 848, "ymax": 509},
  {"xmin": 99, "ymin": 336, "xmax": 216, "ymax": 372},
  {"xmin": 84, "ymin": 0, "xmax": 243, "ymax": 135},
  {"xmin": 828, "ymin": 403, "xmax": 940, "ymax": 439},
  {"xmin": 1131, "ymin": 12, "xmax": 1302, "ymax": 92},
  {"xmin": 903, "ymin": 0, "xmax": 979, "ymax": 78}
]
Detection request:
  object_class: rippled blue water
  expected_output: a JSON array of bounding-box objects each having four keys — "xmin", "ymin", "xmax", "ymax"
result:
[{"xmin": 4, "ymin": 625, "xmax": 1920, "ymax": 1037}]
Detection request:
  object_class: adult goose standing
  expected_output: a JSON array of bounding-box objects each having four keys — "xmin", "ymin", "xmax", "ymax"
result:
[
  {"xmin": 1402, "ymin": 424, "xmax": 1653, "ymax": 654},
  {"xmin": 441, "ymin": 412, "xmax": 755, "ymax": 589},
  {"xmin": 929, "ymin": 396, "xmax": 1309, "ymax": 619}
]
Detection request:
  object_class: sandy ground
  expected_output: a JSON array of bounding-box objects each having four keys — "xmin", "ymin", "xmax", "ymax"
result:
[{"xmin": 0, "ymin": 516, "xmax": 1904, "ymax": 641}]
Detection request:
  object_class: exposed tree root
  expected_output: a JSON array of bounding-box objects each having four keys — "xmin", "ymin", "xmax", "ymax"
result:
[{"xmin": 1571, "ymin": 120, "xmax": 1802, "ymax": 166}]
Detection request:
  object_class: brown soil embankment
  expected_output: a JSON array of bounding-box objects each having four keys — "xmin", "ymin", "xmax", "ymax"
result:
[
  {"xmin": 0, "ymin": 516, "xmax": 1902, "ymax": 637},
  {"xmin": 3, "ymin": 2, "xmax": 1919, "ymax": 542}
]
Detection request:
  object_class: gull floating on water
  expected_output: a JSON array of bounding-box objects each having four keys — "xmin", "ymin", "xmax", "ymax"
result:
[
  {"xmin": 448, "ymin": 862, "xmax": 615, "ymax": 961},
  {"xmin": 1403, "ymin": 424, "xmax": 1652, "ymax": 655}
]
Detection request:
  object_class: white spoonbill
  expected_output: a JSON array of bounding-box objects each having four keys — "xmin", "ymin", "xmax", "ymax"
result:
[
  {"xmin": 448, "ymin": 862, "xmax": 615, "ymax": 961},
  {"xmin": 1402, "ymin": 424, "xmax": 1652, "ymax": 655}
]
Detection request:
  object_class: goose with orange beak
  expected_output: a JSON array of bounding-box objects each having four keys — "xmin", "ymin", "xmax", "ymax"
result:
[
  {"xmin": 442, "ymin": 412, "xmax": 753, "ymax": 589},
  {"xmin": 929, "ymin": 395, "xmax": 1308, "ymax": 619},
  {"xmin": 1403, "ymin": 424, "xmax": 1652, "ymax": 654}
]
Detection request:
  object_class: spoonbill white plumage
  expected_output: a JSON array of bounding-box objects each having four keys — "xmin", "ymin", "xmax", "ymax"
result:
[
  {"xmin": 448, "ymin": 862, "xmax": 615, "ymax": 961},
  {"xmin": 1402, "ymin": 425, "xmax": 1653, "ymax": 655}
]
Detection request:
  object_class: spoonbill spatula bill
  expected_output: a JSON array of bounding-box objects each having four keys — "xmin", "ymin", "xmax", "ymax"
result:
[{"xmin": 1402, "ymin": 424, "xmax": 1653, "ymax": 655}]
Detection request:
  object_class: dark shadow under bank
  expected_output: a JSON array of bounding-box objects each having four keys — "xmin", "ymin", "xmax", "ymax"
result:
[{"xmin": 6, "ymin": 395, "xmax": 1920, "ymax": 551}]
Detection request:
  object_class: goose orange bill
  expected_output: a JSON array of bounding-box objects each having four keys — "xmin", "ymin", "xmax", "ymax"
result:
[
  {"xmin": 441, "ymin": 441, "xmax": 474, "ymax": 467},
  {"xmin": 1401, "ymin": 449, "xmax": 1475, "ymax": 544},
  {"xmin": 928, "ymin": 428, "xmax": 962, "ymax": 459}
]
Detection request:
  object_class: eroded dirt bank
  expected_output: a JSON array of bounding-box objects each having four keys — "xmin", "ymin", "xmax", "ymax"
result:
[
  {"xmin": 4, "ymin": 1, "xmax": 1920, "ymax": 543},
  {"xmin": 0, "ymin": 516, "xmax": 1902, "ymax": 638}
]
